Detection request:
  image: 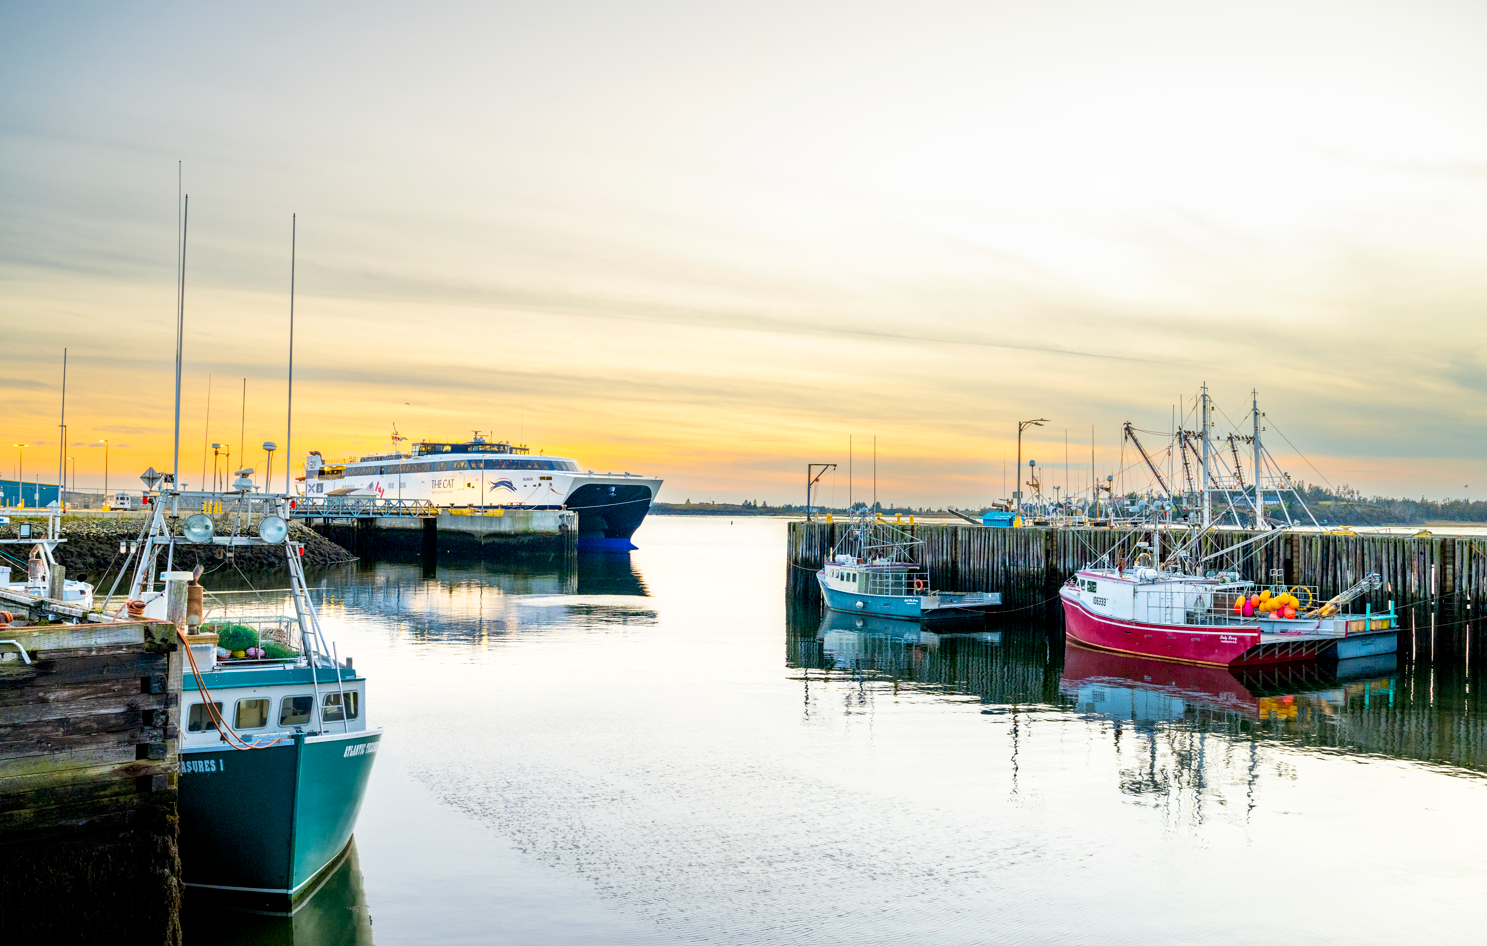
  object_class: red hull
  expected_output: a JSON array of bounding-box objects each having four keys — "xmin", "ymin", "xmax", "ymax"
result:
[{"xmin": 1061, "ymin": 591, "xmax": 1257, "ymax": 666}]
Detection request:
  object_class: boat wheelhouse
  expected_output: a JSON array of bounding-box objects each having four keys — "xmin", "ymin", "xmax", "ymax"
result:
[
  {"xmin": 304, "ymin": 434, "xmax": 662, "ymax": 551},
  {"xmin": 816, "ymin": 511, "xmax": 1002, "ymax": 621}
]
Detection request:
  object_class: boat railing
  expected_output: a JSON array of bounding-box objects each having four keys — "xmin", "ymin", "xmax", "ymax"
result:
[{"xmin": 860, "ymin": 568, "xmax": 931, "ymax": 597}]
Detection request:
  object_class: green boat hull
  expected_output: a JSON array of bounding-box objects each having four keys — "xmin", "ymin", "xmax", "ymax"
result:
[{"xmin": 179, "ymin": 729, "xmax": 381, "ymax": 898}]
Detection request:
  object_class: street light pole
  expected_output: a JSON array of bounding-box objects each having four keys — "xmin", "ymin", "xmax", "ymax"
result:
[
  {"xmin": 99, "ymin": 439, "xmax": 108, "ymax": 496},
  {"xmin": 12, "ymin": 444, "xmax": 27, "ymax": 509},
  {"xmin": 1014, "ymin": 419, "xmax": 1047, "ymax": 509}
]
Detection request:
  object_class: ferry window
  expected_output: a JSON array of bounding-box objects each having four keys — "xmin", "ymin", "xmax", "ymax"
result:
[
  {"xmin": 322, "ymin": 691, "xmax": 359, "ymax": 722},
  {"xmin": 280, "ymin": 696, "xmax": 315, "ymax": 726},
  {"xmin": 188, "ymin": 702, "xmax": 223, "ymax": 733},
  {"xmin": 235, "ymin": 699, "xmax": 270, "ymax": 729}
]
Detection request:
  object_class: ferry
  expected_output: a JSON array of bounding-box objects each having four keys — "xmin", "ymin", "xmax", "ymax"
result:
[
  {"xmin": 816, "ymin": 510, "xmax": 1002, "ymax": 622},
  {"xmin": 119, "ymin": 487, "xmax": 379, "ymax": 907},
  {"xmin": 303, "ymin": 434, "xmax": 662, "ymax": 551},
  {"xmin": 1059, "ymin": 544, "xmax": 1398, "ymax": 667}
]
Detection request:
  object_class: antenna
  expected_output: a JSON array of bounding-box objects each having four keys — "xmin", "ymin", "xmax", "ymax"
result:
[
  {"xmin": 174, "ymin": 192, "xmax": 188, "ymax": 492},
  {"xmin": 239, "ymin": 377, "xmax": 247, "ymax": 478},
  {"xmin": 286, "ymin": 213, "xmax": 296, "ymax": 496},
  {"xmin": 201, "ymin": 374, "xmax": 212, "ymax": 493}
]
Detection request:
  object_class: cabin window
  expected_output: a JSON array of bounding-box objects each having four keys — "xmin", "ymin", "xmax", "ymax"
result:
[
  {"xmin": 187, "ymin": 702, "xmax": 223, "ymax": 733},
  {"xmin": 280, "ymin": 696, "xmax": 315, "ymax": 726},
  {"xmin": 235, "ymin": 699, "xmax": 270, "ymax": 729},
  {"xmin": 322, "ymin": 691, "xmax": 360, "ymax": 722}
]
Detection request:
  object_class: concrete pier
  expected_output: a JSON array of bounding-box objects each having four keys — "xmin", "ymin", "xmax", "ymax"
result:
[{"xmin": 311, "ymin": 507, "xmax": 578, "ymax": 561}]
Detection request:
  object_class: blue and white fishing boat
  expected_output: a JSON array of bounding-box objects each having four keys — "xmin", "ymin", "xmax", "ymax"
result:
[
  {"xmin": 117, "ymin": 484, "xmax": 379, "ymax": 907},
  {"xmin": 816, "ymin": 511, "xmax": 1002, "ymax": 621}
]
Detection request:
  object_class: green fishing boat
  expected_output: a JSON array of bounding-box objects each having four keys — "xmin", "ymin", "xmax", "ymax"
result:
[{"xmin": 120, "ymin": 486, "xmax": 382, "ymax": 904}]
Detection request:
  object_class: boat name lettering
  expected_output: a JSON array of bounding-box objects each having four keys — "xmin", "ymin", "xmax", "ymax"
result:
[
  {"xmin": 183, "ymin": 759, "xmax": 221, "ymax": 774},
  {"xmin": 343, "ymin": 742, "xmax": 379, "ymax": 758},
  {"xmin": 1220, "ymin": 635, "xmax": 1238, "ymax": 644},
  {"xmin": 432, "ymin": 478, "xmax": 457, "ymax": 489}
]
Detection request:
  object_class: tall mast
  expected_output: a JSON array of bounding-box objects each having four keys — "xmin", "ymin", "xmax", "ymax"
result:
[
  {"xmin": 57, "ymin": 348, "xmax": 66, "ymax": 510},
  {"xmin": 1200, "ymin": 384, "xmax": 1212, "ymax": 527},
  {"xmin": 286, "ymin": 214, "xmax": 296, "ymax": 496},
  {"xmin": 174, "ymin": 193, "xmax": 188, "ymax": 491},
  {"xmin": 1252, "ymin": 389, "xmax": 1263, "ymax": 529}
]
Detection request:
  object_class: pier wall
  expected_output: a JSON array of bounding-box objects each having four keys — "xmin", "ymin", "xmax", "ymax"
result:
[
  {"xmin": 788, "ymin": 521, "xmax": 1487, "ymax": 620},
  {"xmin": 0, "ymin": 620, "xmax": 184, "ymax": 944},
  {"xmin": 309, "ymin": 508, "xmax": 578, "ymax": 561}
]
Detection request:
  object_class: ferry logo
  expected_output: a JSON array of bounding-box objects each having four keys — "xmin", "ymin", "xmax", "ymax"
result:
[{"xmin": 488, "ymin": 479, "xmax": 517, "ymax": 492}]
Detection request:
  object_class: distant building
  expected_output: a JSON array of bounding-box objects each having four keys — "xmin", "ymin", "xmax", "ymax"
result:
[{"xmin": 0, "ymin": 479, "xmax": 61, "ymax": 508}]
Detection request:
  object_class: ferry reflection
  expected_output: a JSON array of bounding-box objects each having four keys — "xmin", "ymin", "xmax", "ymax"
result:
[
  {"xmin": 305, "ymin": 556, "xmax": 656, "ymax": 643},
  {"xmin": 1060, "ymin": 643, "xmax": 1398, "ymax": 728},
  {"xmin": 183, "ymin": 840, "xmax": 373, "ymax": 946}
]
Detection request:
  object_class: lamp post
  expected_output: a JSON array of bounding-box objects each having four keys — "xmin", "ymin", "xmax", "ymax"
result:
[
  {"xmin": 99, "ymin": 439, "xmax": 108, "ymax": 496},
  {"xmin": 211, "ymin": 443, "xmax": 223, "ymax": 492},
  {"xmin": 1015, "ymin": 419, "xmax": 1047, "ymax": 510},
  {"xmin": 68, "ymin": 457, "xmax": 75, "ymax": 503},
  {"xmin": 12, "ymin": 443, "xmax": 27, "ymax": 509}
]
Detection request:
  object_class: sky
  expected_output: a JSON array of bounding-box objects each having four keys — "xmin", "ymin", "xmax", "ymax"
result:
[{"xmin": 3, "ymin": 0, "xmax": 1487, "ymax": 507}]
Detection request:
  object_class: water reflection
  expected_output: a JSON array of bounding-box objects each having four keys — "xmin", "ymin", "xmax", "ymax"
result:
[
  {"xmin": 787, "ymin": 612, "xmax": 1487, "ymax": 781},
  {"xmin": 790, "ymin": 610, "xmax": 1063, "ymax": 709},
  {"xmin": 183, "ymin": 841, "xmax": 373, "ymax": 946},
  {"xmin": 305, "ymin": 555, "xmax": 655, "ymax": 643}
]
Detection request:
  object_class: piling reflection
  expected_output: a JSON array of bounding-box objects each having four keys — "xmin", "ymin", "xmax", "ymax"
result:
[
  {"xmin": 183, "ymin": 840, "xmax": 374, "ymax": 946},
  {"xmin": 788, "ymin": 609, "xmax": 1064, "ymax": 709},
  {"xmin": 787, "ymin": 606, "xmax": 1487, "ymax": 783}
]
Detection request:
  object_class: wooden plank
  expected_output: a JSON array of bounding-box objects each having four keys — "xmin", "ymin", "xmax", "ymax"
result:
[
  {"xmin": 0, "ymin": 690, "xmax": 171, "ymax": 726},
  {"xmin": 0, "ymin": 790, "xmax": 160, "ymax": 832},
  {"xmin": 0, "ymin": 651, "xmax": 168, "ymax": 687},
  {"xmin": 2, "ymin": 623, "xmax": 146, "ymax": 654},
  {"xmin": 0, "ymin": 724, "xmax": 166, "ymax": 763},
  {"xmin": 0, "ymin": 776, "xmax": 144, "ymax": 815},
  {"xmin": 0, "ymin": 758, "xmax": 167, "ymax": 796},
  {"xmin": 0, "ymin": 744, "xmax": 138, "ymax": 780}
]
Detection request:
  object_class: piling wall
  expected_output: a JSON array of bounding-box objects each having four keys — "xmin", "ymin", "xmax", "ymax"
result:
[
  {"xmin": 788, "ymin": 521, "xmax": 1487, "ymax": 618},
  {"xmin": 0, "ymin": 620, "xmax": 184, "ymax": 944}
]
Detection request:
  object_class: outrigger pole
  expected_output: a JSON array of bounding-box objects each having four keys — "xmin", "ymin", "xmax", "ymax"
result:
[{"xmin": 1122, "ymin": 422, "xmax": 1172, "ymax": 499}]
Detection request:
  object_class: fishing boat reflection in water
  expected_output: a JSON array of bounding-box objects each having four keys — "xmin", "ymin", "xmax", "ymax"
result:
[
  {"xmin": 1060, "ymin": 641, "xmax": 1397, "ymax": 728},
  {"xmin": 183, "ymin": 839, "xmax": 374, "ymax": 946}
]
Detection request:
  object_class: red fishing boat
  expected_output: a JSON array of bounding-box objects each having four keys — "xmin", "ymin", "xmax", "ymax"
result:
[{"xmin": 1059, "ymin": 561, "xmax": 1397, "ymax": 668}]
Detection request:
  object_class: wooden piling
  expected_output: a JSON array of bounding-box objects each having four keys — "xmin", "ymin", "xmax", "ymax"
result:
[
  {"xmin": 787, "ymin": 521, "xmax": 1485, "ymax": 625},
  {"xmin": 0, "ymin": 620, "xmax": 184, "ymax": 944}
]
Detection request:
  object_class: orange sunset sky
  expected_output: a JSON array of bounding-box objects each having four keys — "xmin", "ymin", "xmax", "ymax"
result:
[{"xmin": 4, "ymin": 2, "xmax": 1487, "ymax": 506}]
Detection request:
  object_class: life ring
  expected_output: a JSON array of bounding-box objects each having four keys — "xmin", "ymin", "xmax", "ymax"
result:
[{"xmin": 912, "ymin": 579, "xmax": 926, "ymax": 592}]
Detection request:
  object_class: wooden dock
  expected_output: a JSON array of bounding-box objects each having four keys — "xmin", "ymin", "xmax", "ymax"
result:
[
  {"xmin": 787, "ymin": 520, "xmax": 1487, "ymax": 621},
  {"xmin": 0, "ymin": 620, "xmax": 184, "ymax": 944}
]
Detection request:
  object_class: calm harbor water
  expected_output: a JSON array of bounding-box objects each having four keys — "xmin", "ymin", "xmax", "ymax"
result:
[{"xmin": 187, "ymin": 517, "xmax": 1487, "ymax": 945}]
